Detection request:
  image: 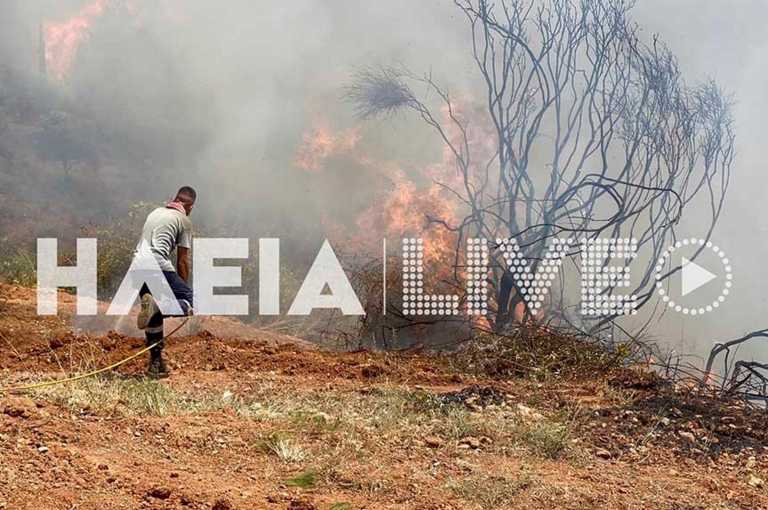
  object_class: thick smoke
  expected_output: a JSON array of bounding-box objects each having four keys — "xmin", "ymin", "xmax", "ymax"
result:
[{"xmin": 0, "ymin": 0, "xmax": 766, "ymax": 362}]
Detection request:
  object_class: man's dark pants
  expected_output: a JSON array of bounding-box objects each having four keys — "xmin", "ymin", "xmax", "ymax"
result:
[{"xmin": 139, "ymin": 271, "xmax": 193, "ymax": 360}]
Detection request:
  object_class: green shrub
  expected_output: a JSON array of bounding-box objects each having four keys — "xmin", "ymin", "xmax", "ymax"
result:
[
  {"xmin": 0, "ymin": 248, "xmax": 37, "ymax": 286},
  {"xmin": 286, "ymin": 470, "xmax": 317, "ymax": 489}
]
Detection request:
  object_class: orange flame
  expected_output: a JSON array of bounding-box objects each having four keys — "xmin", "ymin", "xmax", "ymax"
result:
[
  {"xmin": 355, "ymin": 165, "xmax": 458, "ymax": 268},
  {"xmin": 294, "ymin": 121, "xmax": 361, "ymax": 172},
  {"xmin": 293, "ymin": 115, "xmax": 467, "ymax": 271},
  {"xmin": 293, "ymin": 105, "xmax": 501, "ymax": 296},
  {"xmin": 293, "ymin": 110, "xmax": 521, "ymax": 325},
  {"xmin": 44, "ymin": 0, "xmax": 109, "ymax": 81}
]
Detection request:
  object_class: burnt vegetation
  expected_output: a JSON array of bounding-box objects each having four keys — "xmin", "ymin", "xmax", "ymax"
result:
[{"xmin": 346, "ymin": 0, "xmax": 763, "ymax": 405}]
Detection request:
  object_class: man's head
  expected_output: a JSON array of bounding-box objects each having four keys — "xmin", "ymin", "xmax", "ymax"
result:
[{"xmin": 174, "ymin": 186, "xmax": 197, "ymax": 215}]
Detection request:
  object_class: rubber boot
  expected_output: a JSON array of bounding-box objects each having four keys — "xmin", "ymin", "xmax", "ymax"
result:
[
  {"xmin": 144, "ymin": 311, "xmax": 169, "ymax": 379},
  {"xmin": 147, "ymin": 352, "xmax": 170, "ymax": 379}
]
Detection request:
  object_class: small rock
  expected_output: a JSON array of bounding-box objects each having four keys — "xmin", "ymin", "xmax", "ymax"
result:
[
  {"xmin": 459, "ymin": 437, "xmax": 481, "ymax": 449},
  {"xmin": 424, "ymin": 436, "xmax": 443, "ymax": 448},
  {"xmin": 678, "ymin": 431, "xmax": 696, "ymax": 442},
  {"xmin": 467, "ymin": 437, "xmax": 480, "ymax": 448},
  {"xmin": 361, "ymin": 364, "xmax": 385, "ymax": 378},
  {"xmin": 212, "ymin": 498, "xmax": 233, "ymax": 510},
  {"xmin": 287, "ymin": 501, "xmax": 316, "ymax": 510},
  {"xmin": 455, "ymin": 459, "xmax": 476, "ymax": 472},
  {"xmin": 37, "ymin": 446, "xmax": 49, "ymax": 454},
  {"xmin": 595, "ymin": 448, "xmax": 612, "ymax": 459},
  {"xmin": 516, "ymin": 403, "xmax": 544, "ymax": 422},
  {"xmin": 147, "ymin": 487, "xmax": 172, "ymax": 500},
  {"xmin": 3, "ymin": 398, "xmax": 36, "ymax": 419},
  {"xmin": 748, "ymin": 475, "xmax": 764, "ymax": 489},
  {"xmin": 660, "ymin": 417, "xmax": 671, "ymax": 427}
]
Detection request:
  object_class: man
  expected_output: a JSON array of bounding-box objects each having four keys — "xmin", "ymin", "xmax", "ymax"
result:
[{"xmin": 135, "ymin": 186, "xmax": 196, "ymax": 378}]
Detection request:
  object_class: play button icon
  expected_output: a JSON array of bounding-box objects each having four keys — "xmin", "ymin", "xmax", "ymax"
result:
[
  {"xmin": 655, "ymin": 237, "xmax": 733, "ymax": 316},
  {"xmin": 681, "ymin": 257, "xmax": 717, "ymax": 296}
]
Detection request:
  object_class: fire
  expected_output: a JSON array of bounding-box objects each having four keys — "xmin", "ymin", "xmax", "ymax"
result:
[
  {"xmin": 44, "ymin": 0, "xmax": 109, "ymax": 81},
  {"xmin": 293, "ymin": 108, "xmax": 530, "ymax": 331},
  {"xmin": 355, "ymin": 165, "xmax": 458, "ymax": 267},
  {"xmin": 292, "ymin": 112, "xmax": 484, "ymax": 269},
  {"xmin": 293, "ymin": 106, "xmax": 500, "ymax": 320},
  {"xmin": 294, "ymin": 121, "xmax": 361, "ymax": 172}
]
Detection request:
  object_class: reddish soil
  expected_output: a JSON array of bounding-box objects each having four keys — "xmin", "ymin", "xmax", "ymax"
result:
[{"xmin": 1, "ymin": 283, "xmax": 767, "ymax": 509}]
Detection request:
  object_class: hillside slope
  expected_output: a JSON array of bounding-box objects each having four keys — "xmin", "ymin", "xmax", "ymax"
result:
[{"xmin": 0, "ymin": 283, "xmax": 766, "ymax": 509}]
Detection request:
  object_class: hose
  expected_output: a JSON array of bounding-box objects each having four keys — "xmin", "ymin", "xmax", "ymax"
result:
[{"xmin": 0, "ymin": 318, "xmax": 190, "ymax": 394}]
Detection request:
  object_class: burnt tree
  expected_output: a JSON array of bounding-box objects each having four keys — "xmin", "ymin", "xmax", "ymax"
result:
[{"xmin": 348, "ymin": 0, "xmax": 734, "ymax": 336}]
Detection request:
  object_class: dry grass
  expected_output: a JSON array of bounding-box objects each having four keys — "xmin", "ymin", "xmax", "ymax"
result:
[
  {"xmin": 447, "ymin": 472, "xmax": 534, "ymax": 509},
  {"xmin": 0, "ymin": 248, "xmax": 37, "ymax": 287},
  {"xmin": 452, "ymin": 328, "xmax": 629, "ymax": 381},
  {"xmin": 516, "ymin": 420, "xmax": 570, "ymax": 459},
  {"xmin": 16, "ymin": 361, "xmax": 768, "ymax": 508},
  {"xmin": 262, "ymin": 433, "xmax": 309, "ymax": 463},
  {"xmin": 35, "ymin": 376, "xmax": 575, "ymax": 464},
  {"xmin": 28, "ymin": 373, "xmax": 587, "ymax": 508},
  {"xmin": 35, "ymin": 376, "xmax": 275, "ymax": 417}
]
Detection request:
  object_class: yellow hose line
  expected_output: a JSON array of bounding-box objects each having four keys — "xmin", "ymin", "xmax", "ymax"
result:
[{"xmin": 0, "ymin": 318, "xmax": 189, "ymax": 394}]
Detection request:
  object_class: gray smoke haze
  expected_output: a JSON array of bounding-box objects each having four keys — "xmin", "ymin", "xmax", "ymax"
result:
[
  {"xmin": 2, "ymin": 1, "xmax": 475, "ymax": 245},
  {"xmin": 1, "ymin": 1, "xmax": 766, "ymax": 363},
  {"xmin": 631, "ymin": 0, "xmax": 768, "ymax": 363}
]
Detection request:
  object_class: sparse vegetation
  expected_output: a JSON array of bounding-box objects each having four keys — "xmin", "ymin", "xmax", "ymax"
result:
[
  {"xmin": 0, "ymin": 248, "xmax": 37, "ymax": 287},
  {"xmin": 447, "ymin": 473, "xmax": 534, "ymax": 509},
  {"xmin": 31, "ymin": 371, "xmax": 577, "ymax": 469},
  {"xmin": 451, "ymin": 328, "xmax": 631, "ymax": 381},
  {"xmin": 516, "ymin": 420, "xmax": 570, "ymax": 460},
  {"xmin": 0, "ymin": 284, "xmax": 765, "ymax": 508},
  {"xmin": 286, "ymin": 470, "xmax": 317, "ymax": 489},
  {"xmin": 261, "ymin": 433, "xmax": 309, "ymax": 463},
  {"xmin": 35, "ymin": 376, "xmax": 225, "ymax": 416}
]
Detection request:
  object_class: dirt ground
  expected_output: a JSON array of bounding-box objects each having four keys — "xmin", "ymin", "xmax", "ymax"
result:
[{"xmin": 0, "ymin": 283, "xmax": 766, "ymax": 509}]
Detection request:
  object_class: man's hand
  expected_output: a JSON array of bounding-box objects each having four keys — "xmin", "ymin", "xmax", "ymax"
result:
[{"xmin": 177, "ymin": 246, "xmax": 191, "ymax": 283}]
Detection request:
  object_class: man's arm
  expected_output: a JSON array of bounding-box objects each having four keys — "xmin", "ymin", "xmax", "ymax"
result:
[{"xmin": 177, "ymin": 246, "xmax": 191, "ymax": 283}]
